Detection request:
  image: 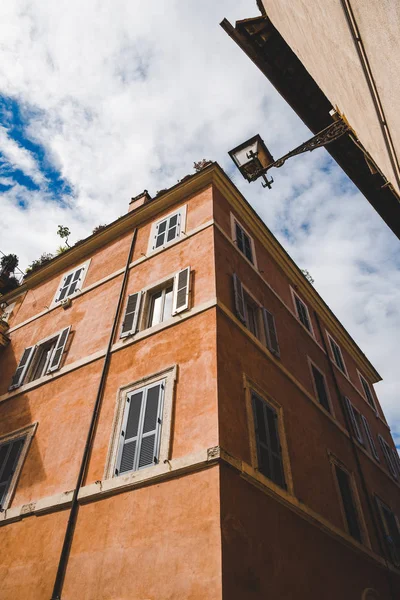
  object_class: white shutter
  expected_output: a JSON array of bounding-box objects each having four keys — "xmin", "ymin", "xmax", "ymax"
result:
[
  {"xmin": 48, "ymin": 326, "xmax": 71, "ymax": 372},
  {"xmin": 172, "ymin": 267, "xmax": 190, "ymax": 315},
  {"xmin": 116, "ymin": 381, "xmax": 164, "ymax": 476},
  {"xmin": 233, "ymin": 274, "xmax": 246, "ymax": 323},
  {"xmin": 57, "ymin": 273, "xmax": 73, "ymax": 302},
  {"xmin": 262, "ymin": 308, "xmax": 280, "ymax": 357},
  {"xmin": 121, "ymin": 292, "xmax": 142, "ymax": 337},
  {"xmin": 379, "ymin": 435, "xmax": 398, "ymax": 478},
  {"xmin": 344, "ymin": 397, "xmax": 363, "ymax": 443},
  {"xmin": 9, "ymin": 346, "xmax": 36, "ymax": 390},
  {"xmin": 0, "ymin": 437, "xmax": 25, "ymax": 508},
  {"xmin": 361, "ymin": 415, "xmax": 380, "ymax": 461}
]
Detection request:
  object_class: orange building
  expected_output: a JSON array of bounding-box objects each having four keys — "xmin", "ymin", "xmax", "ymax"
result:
[{"xmin": 0, "ymin": 162, "xmax": 399, "ymax": 599}]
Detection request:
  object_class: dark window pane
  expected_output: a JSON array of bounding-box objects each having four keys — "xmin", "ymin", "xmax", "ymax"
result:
[
  {"xmin": 252, "ymin": 392, "xmax": 285, "ymax": 488},
  {"xmin": 125, "ymin": 392, "xmax": 143, "ymax": 439},
  {"xmin": 312, "ymin": 366, "xmax": 330, "ymax": 412},
  {"xmin": 243, "ymin": 232, "xmax": 253, "ymax": 263},
  {"xmin": 235, "ymin": 223, "xmax": 244, "ymax": 253}
]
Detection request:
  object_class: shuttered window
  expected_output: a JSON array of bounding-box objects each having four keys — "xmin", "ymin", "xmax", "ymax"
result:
[
  {"xmin": 344, "ymin": 397, "xmax": 364, "ymax": 444},
  {"xmin": 9, "ymin": 328, "xmax": 71, "ymax": 390},
  {"xmin": 294, "ymin": 294, "xmax": 312, "ymax": 333},
  {"xmin": 361, "ymin": 415, "xmax": 380, "ymax": 461},
  {"xmin": 235, "ymin": 222, "xmax": 254, "ymax": 263},
  {"xmin": 115, "ymin": 380, "xmax": 164, "ymax": 476},
  {"xmin": 311, "ymin": 365, "xmax": 330, "ymax": 412},
  {"xmin": 359, "ymin": 374, "xmax": 376, "ymax": 410},
  {"xmin": 334, "ymin": 464, "xmax": 362, "ymax": 542},
  {"xmin": 55, "ymin": 264, "xmax": 87, "ymax": 304},
  {"xmin": 378, "ymin": 436, "xmax": 398, "ymax": 479},
  {"xmin": 151, "ymin": 209, "xmax": 185, "ymax": 251},
  {"xmin": 262, "ymin": 309, "xmax": 280, "ymax": 357},
  {"xmin": 329, "ymin": 336, "xmax": 347, "ymax": 374},
  {"xmin": 252, "ymin": 392, "xmax": 285, "ymax": 489},
  {"xmin": 0, "ymin": 436, "xmax": 25, "ymax": 509},
  {"xmin": 376, "ymin": 498, "xmax": 400, "ymax": 566}
]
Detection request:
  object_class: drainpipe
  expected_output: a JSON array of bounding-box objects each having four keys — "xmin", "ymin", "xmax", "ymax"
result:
[
  {"xmin": 314, "ymin": 310, "xmax": 395, "ymax": 599},
  {"xmin": 51, "ymin": 228, "xmax": 138, "ymax": 600}
]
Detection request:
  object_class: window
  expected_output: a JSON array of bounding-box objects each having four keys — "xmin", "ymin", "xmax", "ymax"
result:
[
  {"xmin": 378, "ymin": 435, "xmax": 398, "ymax": 479},
  {"xmin": 149, "ymin": 206, "xmax": 186, "ymax": 252},
  {"xmin": 328, "ymin": 334, "xmax": 347, "ymax": 375},
  {"xmin": 54, "ymin": 261, "xmax": 89, "ymax": 305},
  {"xmin": 345, "ymin": 397, "xmax": 364, "ymax": 445},
  {"xmin": 358, "ymin": 373, "xmax": 377, "ymax": 411},
  {"xmin": 311, "ymin": 364, "xmax": 331, "ymax": 413},
  {"xmin": 105, "ymin": 366, "xmax": 177, "ymax": 480},
  {"xmin": 0, "ymin": 424, "xmax": 36, "ymax": 510},
  {"xmin": 231, "ymin": 215, "xmax": 255, "ymax": 264},
  {"xmin": 252, "ymin": 391, "xmax": 286, "ymax": 488},
  {"xmin": 376, "ymin": 497, "xmax": 400, "ymax": 566},
  {"xmin": 361, "ymin": 415, "xmax": 380, "ymax": 461},
  {"xmin": 9, "ymin": 327, "xmax": 71, "ymax": 390},
  {"xmin": 120, "ymin": 267, "xmax": 190, "ymax": 338},
  {"xmin": 233, "ymin": 275, "xmax": 280, "ymax": 353},
  {"xmin": 115, "ymin": 380, "xmax": 164, "ymax": 475},
  {"xmin": 292, "ymin": 291, "xmax": 313, "ymax": 334},
  {"xmin": 334, "ymin": 463, "xmax": 363, "ymax": 542}
]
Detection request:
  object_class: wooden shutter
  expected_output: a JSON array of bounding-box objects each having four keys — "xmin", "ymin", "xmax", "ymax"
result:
[
  {"xmin": 9, "ymin": 346, "xmax": 35, "ymax": 390},
  {"xmin": 116, "ymin": 381, "xmax": 164, "ymax": 476},
  {"xmin": 68, "ymin": 268, "xmax": 83, "ymax": 296},
  {"xmin": 379, "ymin": 436, "xmax": 398, "ymax": 478},
  {"xmin": 262, "ymin": 308, "xmax": 280, "ymax": 357},
  {"xmin": 121, "ymin": 292, "xmax": 142, "ymax": 337},
  {"xmin": 361, "ymin": 415, "xmax": 380, "ymax": 461},
  {"xmin": 57, "ymin": 273, "xmax": 73, "ymax": 302},
  {"xmin": 153, "ymin": 219, "xmax": 167, "ymax": 250},
  {"xmin": 252, "ymin": 392, "xmax": 285, "ymax": 489},
  {"xmin": 48, "ymin": 327, "xmax": 71, "ymax": 372},
  {"xmin": 233, "ymin": 273, "xmax": 246, "ymax": 323},
  {"xmin": 172, "ymin": 267, "xmax": 190, "ymax": 315},
  {"xmin": 137, "ymin": 382, "xmax": 163, "ymax": 469},
  {"xmin": 344, "ymin": 397, "xmax": 363, "ymax": 443},
  {"xmin": 0, "ymin": 437, "xmax": 25, "ymax": 508},
  {"xmin": 335, "ymin": 465, "xmax": 362, "ymax": 542}
]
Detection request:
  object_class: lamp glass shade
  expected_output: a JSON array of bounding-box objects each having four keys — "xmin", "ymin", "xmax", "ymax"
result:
[{"xmin": 229, "ymin": 134, "xmax": 274, "ymax": 181}]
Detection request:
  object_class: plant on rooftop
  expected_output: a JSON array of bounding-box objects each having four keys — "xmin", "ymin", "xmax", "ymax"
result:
[
  {"xmin": 25, "ymin": 253, "xmax": 54, "ymax": 276},
  {"xmin": 57, "ymin": 225, "xmax": 71, "ymax": 248},
  {"xmin": 92, "ymin": 224, "xmax": 107, "ymax": 235},
  {"xmin": 301, "ymin": 269, "xmax": 314, "ymax": 285}
]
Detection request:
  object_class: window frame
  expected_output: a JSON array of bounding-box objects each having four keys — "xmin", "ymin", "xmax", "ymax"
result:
[
  {"xmin": 326, "ymin": 332, "xmax": 348, "ymax": 377},
  {"xmin": 308, "ymin": 358, "xmax": 334, "ymax": 415},
  {"xmin": 148, "ymin": 205, "xmax": 187, "ymax": 254},
  {"xmin": 0, "ymin": 423, "xmax": 37, "ymax": 510},
  {"xmin": 243, "ymin": 376, "xmax": 293, "ymax": 494},
  {"xmin": 9, "ymin": 326, "xmax": 71, "ymax": 390},
  {"xmin": 52, "ymin": 260, "xmax": 90, "ymax": 307},
  {"xmin": 230, "ymin": 213, "xmax": 257, "ymax": 267},
  {"xmin": 104, "ymin": 366, "xmax": 177, "ymax": 480},
  {"xmin": 290, "ymin": 287, "xmax": 314, "ymax": 337},
  {"xmin": 329, "ymin": 453, "xmax": 369, "ymax": 547},
  {"xmin": 378, "ymin": 435, "xmax": 398, "ymax": 480},
  {"xmin": 357, "ymin": 370, "xmax": 378, "ymax": 413}
]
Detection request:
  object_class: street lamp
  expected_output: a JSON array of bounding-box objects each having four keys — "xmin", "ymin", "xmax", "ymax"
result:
[{"xmin": 229, "ymin": 114, "xmax": 350, "ymax": 189}]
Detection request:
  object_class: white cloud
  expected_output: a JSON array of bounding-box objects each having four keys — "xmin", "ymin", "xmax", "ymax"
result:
[
  {"xmin": 0, "ymin": 125, "xmax": 44, "ymax": 184},
  {"xmin": 0, "ymin": 0, "xmax": 399, "ymax": 442}
]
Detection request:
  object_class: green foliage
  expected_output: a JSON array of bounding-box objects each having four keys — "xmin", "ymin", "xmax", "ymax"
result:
[
  {"xmin": 57, "ymin": 225, "xmax": 71, "ymax": 248},
  {"xmin": 56, "ymin": 246, "xmax": 68, "ymax": 255},
  {"xmin": 1, "ymin": 253, "xmax": 19, "ymax": 273},
  {"xmin": 25, "ymin": 252, "xmax": 54, "ymax": 276},
  {"xmin": 92, "ymin": 224, "xmax": 107, "ymax": 235}
]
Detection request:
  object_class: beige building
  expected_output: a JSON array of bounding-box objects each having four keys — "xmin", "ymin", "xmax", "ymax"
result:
[{"xmin": 222, "ymin": 1, "xmax": 400, "ymax": 239}]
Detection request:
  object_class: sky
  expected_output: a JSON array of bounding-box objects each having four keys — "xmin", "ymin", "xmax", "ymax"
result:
[{"xmin": 0, "ymin": 1, "xmax": 399, "ymax": 443}]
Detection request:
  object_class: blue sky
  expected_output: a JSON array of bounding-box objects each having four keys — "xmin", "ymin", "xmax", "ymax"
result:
[{"xmin": 0, "ymin": 0, "xmax": 399, "ymax": 444}]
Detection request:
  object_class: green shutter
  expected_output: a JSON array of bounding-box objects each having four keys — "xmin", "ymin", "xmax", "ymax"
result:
[{"xmin": 263, "ymin": 308, "xmax": 280, "ymax": 357}]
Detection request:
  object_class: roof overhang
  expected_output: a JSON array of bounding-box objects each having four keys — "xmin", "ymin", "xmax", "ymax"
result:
[{"xmin": 221, "ymin": 15, "xmax": 400, "ymax": 241}]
